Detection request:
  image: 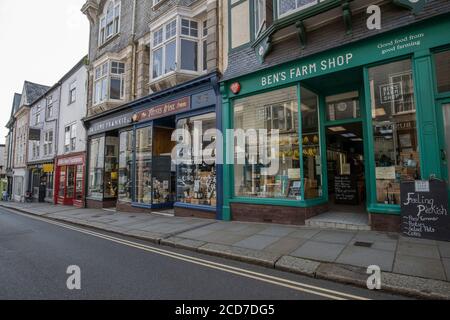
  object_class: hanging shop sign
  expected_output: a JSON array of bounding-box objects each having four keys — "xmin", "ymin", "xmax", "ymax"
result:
[
  {"xmin": 57, "ymin": 155, "xmax": 84, "ymax": 166},
  {"xmin": 43, "ymin": 164, "xmax": 54, "ymax": 173},
  {"xmin": 88, "ymin": 112, "xmax": 134, "ymax": 136},
  {"xmin": 401, "ymin": 179, "xmax": 450, "ymax": 241},
  {"xmin": 133, "ymin": 97, "xmax": 190, "ymax": 122},
  {"xmin": 29, "ymin": 128, "xmax": 41, "ymax": 141}
]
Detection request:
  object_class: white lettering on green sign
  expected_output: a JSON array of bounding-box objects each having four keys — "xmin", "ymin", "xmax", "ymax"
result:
[{"xmin": 261, "ymin": 53, "xmax": 353, "ymax": 87}]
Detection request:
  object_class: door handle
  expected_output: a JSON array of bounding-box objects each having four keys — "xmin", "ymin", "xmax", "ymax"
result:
[{"xmin": 441, "ymin": 149, "xmax": 447, "ymax": 161}]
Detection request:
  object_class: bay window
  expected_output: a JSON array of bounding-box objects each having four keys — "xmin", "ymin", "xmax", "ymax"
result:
[
  {"xmin": 93, "ymin": 61, "xmax": 125, "ymax": 105},
  {"xmin": 151, "ymin": 17, "xmax": 207, "ymax": 80},
  {"xmin": 99, "ymin": 0, "xmax": 121, "ymax": 46},
  {"xmin": 278, "ymin": 0, "xmax": 319, "ymax": 18}
]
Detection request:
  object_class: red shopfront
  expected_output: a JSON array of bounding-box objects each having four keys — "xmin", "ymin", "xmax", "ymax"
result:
[{"xmin": 55, "ymin": 153, "xmax": 86, "ymax": 207}]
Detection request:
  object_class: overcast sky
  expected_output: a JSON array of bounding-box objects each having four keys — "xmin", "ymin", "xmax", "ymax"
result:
[{"xmin": 0, "ymin": 0, "xmax": 89, "ymax": 144}]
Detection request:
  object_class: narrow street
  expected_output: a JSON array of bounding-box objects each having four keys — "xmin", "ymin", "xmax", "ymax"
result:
[{"xmin": 0, "ymin": 207, "xmax": 407, "ymax": 300}]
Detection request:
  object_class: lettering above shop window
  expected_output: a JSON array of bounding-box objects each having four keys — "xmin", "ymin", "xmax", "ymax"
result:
[
  {"xmin": 133, "ymin": 97, "xmax": 191, "ymax": 122},
  {"xmin": 261, "ymin": 53, "xmax": 353, "ymax": 87},
  {"xmin": 57, "ymin": 156, "xmax": 84, "ymax": 166},
  {"xmin": 88, "ymin": 112, "xmax": 134, "ymax": 136}
]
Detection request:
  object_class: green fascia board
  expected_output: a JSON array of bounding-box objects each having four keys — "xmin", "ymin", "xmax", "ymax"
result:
[
  {"xmin": 225, "ymin": 13, "xmax": 450, "ymax": 96},
  {"xmin": 252, "ymin": 0, "xmax": 348, "ymax": 50}
]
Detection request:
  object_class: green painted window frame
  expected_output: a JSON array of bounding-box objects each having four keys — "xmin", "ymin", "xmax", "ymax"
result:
[
  {"xmin": 227, "ymin": 82, "xmax": 328, "ymax": 208},
  {"xmin": 431, "ymin": 45, "xmax": 450, "ymax": 99}
]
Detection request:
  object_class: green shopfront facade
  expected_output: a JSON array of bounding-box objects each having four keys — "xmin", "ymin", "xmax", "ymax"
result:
[{"xmin": 220, "ymin": 15, "xmax": 450, "ymax": 231}]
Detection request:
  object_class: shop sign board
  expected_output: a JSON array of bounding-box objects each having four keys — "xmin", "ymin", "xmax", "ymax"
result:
[
  {"xmin": 192, "ymin": 90, "xmax": 216, "ymax": 109},
  {"xmin": 133, "ymin": 97, "xmax": 190, "ymax": 122},
  {"xmin": 58, "ymin": 156, "xmax": 84, "ymax": 166},
  {"xmin": 88, "ymin": 112, "xmax": 134, "ymax": 136},
  {"xmin": 401, "ymin": 180, "xmax": 450, "ymax": 241}
]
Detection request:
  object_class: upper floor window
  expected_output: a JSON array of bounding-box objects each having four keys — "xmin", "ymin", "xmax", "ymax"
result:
[
  {"xmin": 278, "ymin": 0, "xmax": 318, "ymax": 18},
  {"xmin": 32, "ymin": 141, "xmax": 40, "ymax": 159},
  {"xmin": 43, "ymin": 130, "xmax": 53, "ymax": 156},
  {"xmin": 99, "ymin": 0, "xmax": 121, "ymax": 46},
  {"xmin": 153, "ymin": 0, "xmax": 164, "ymax": 6},
  {"xmin": 69, "ymin": 82, "xmax": 77, "ymax": 104},
  {"xmin": 64, "ymin": 124, "xmax": 77, "ymax": 153},
  {"xmin": 46, "ymin": 96, "xmax": 54, "ymax": 118},
  {"xmin": 151, "ymin": 17, "xmax": 207, "ymax": 80},
  {"xmin": 34, "ymin": 105, "xmax": 41, "ymax": 125},
  {"xmin": 93, "ymin": 60, "xmax": 125, "ymax": 105}
]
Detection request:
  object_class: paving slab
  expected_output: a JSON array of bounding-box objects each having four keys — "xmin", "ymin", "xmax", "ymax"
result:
[
  {"xmin": 160, "ymin": 237, "xmax": 207, "ymax": 251},
  {"xmin": 354, "ymin": 231, "xmax": 399, "ymax": 242},
  {"xmin": 437, "ymin": 241, "xmax": 450, "ymax": 258},
  {"xmin": 197, "ymin": 231, "xmax": 250, "ymax": 246},
  {"xmin": 288, "ymin": 228, "xmax": 321, "ymax": 239},
  {"xmin": 397, "ymin": 242, "xmax": 441, "ymax": 259},
  {"xmin": 264, "ymin": 237, "xmax": 307, "ymax": 255},
  {"xmin": 257, "ymin": 226, "xmax": 297, "ymax": 237},
  {"xmin": 290, "ymin": 240, "xmax": 346, "ymax": 262},
  {"xmin": 336, "ymin": 245, "xmax": 395, "ymax": 272},
  {"xmin": 393, "ymin": 254, "xmax": 446, "ymax": 281},
  {"xmin": 312, "ymin": 230, "xmax": 356, "ymax": 245},
  {"xmin": 234, "ymin": 234, "xmax": 281, "ymax": 251},
  {"xmin": 399, "ymin": 235, "xmax": 437, "ymax": 245}
]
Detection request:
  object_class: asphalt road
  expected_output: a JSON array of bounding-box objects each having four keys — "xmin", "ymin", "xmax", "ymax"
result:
[{"xmin": 0, "ymin": 206, "xmax": 408, "ymax": 300}]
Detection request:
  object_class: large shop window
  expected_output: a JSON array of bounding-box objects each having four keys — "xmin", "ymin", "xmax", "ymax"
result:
[
  {"xmin": 104, "ymin": 136, "xmax": 119, "ymax": 199},
  {"xmin": 135, "ymin": 126, "xmax": 153, "ymax": 204},
  {"xmin": 119, "ymin": 130, "xmax": 133, "ymax": 203},
  {"xmin": 88, "ymin": 136, "xmax": 105, "ymax": 199},
  {"xmin": 368, "ymin": 59, "xmax": 420, "ymax": 205},
  {"xmin": 434, "ymin": 50, "xmax": 450, "ymax": 93},
  {"xmin": 176, "ymin": 113, "xmax": 217, "ymax": 206},
  {"xmin": 301, "ymin": 87, "xmax": 322, "ymax": 199},
  {"xmin": 233, "ymin": 86, "xmax": 300, "ymax": 199}
]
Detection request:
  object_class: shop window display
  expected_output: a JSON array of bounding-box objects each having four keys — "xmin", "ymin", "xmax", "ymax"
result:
[
  {"xmin": 233, "ymin": 86, "xmax": 300, "ymax": 199},
  {"xmin": 118, "ymin": 130, "xmax": 133, "ymax": 203},
  {"xmin": 434, "ymin": 50, "xmax": 450, "ymax": 93},
  {"xmin": 176, "ymin": 113, "xmax": 217, "ymax": 206},
  {"xmin": 87, "ymin": 136, "xmax": 105, "ymax": 199},
  {"xmin": 301, "ymin": 87, "xmax": 322, "ymax": 199},
  {"xmin": 104, "ymin": 136, "xmax": 119, "ymax": 199},
  {"xmin": 368, "ymin": 59, "xmax": 420, "ymax": 205},
  {"xmin": 135, "ymin": 126, "xmax": 153, "ymax": 204}
]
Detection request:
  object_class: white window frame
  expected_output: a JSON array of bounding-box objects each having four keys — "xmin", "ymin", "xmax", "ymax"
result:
[
  {"xmin": 69, "ymin": 81, "xmax": 77, "ymax": 104},
  {"xmin": 46, "ymin": 96, "xmax": 54, "ymax": 118},
  {"xmin": 34, "ymin": 106, "xmax": 41, "ymax": 125},
  {"xmin": 254, "ymin": 0, "xmax": 266, "ymax": 38},
  {"xmin": 98, "ymin": 0, "xmax": 121, "ymax": 46},
  {"xmin": 277, "ymin": 0, "xmax": 319, "ymax": 19},
  {"xmin": 150, "ymin": 16, "xmax": 208, "ymax": 81},
  {"xmin": 43, "ymin": 130, "xmax": 53, "ymax": 156},
  {"xmin": 64, "ymin": 123, "xmax": 77, "ymax": 153},
  {"xmin": 93, "ymin": 60, "xmax": 125, "ymax": 106}
]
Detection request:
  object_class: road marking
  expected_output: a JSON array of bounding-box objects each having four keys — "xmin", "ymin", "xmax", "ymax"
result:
[{"xmin": 2, "ymin": 208, "xmax": 371, "ymax": 300}]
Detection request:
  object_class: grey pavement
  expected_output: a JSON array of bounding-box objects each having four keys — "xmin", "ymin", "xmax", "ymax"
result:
[{"xmin": 2, "ymin": 201, "xmax": 450, "ymax": 299}]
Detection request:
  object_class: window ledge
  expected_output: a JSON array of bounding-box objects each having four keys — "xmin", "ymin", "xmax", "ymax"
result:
[{"xmin": 149, "ymin": 71, "xmax": 199, "ymax": 92}]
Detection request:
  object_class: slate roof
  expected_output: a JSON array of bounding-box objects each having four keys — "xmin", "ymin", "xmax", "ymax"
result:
[
  {"xmin": 23, "ymin": 81, "xmax": 50, "ymax": 106},
  {"xmin": 11, "ymin": 93, "xmax": 21, "ymax": 116}
]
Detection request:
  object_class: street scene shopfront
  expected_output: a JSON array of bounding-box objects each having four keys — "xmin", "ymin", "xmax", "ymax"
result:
[
  {"xmin": 84, "ymin": 73, "xmax": 221, "ymax": 219},
  {"xmin": 28, "ymin": 162, "xmax": 54, "ymax": 203},
  {"xmin": 55, "ymin": 153, "xmax": 85, "ymax": 207},
  {"xmin": 221, "ymin": 16, "xmax": 450, "ymax": 231}
]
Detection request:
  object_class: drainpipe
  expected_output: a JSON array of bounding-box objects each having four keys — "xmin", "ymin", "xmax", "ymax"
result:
[{"xmin": 130, "ymin": 0, "xmax": 137, "ymax": 100}]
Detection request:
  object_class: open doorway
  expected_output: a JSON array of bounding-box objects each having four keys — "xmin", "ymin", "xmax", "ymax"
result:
[{"xmin": 326, "ymin": 122, "xmax": 366, "ymax": 213}]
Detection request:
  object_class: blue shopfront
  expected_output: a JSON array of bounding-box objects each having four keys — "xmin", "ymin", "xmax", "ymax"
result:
[{"xmin": 124, "ymin": 72, "xmax": 222, "ymax": 219}]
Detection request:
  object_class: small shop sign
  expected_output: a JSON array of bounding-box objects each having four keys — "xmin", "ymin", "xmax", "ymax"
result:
[
  {"xmin": 58, "ymin": 156, "xmax": 84, "ymax": 166},
  {"xmin": 379, "ymin": 82, "xmax": 403, "ymax": 103},
  {"xmin": 88, "ymin": 112, "xmax": 134, "ymax": 135},
  {"xmin": 133, "ymin": 97, "xmax": 190, "ymax": 122}
]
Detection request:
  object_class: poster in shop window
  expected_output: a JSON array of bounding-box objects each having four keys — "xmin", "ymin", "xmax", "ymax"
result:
[{"xmin": 401, "ymin": 179, "xmax": 450, "ymax": 241}]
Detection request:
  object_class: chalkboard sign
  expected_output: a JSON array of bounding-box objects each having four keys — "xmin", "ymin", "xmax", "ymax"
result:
[
  {"xmin": 334, "ymin": 175, "xmax": 358, "ymax": 205},
  {"xmin": 401, "ymin": 179, "xmax": 450, "ymax": 242}
]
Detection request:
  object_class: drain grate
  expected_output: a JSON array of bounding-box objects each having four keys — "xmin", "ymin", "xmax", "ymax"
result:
[{"xmin": 354, "ymin": 241, "xmax": 373, "ymax": 248}]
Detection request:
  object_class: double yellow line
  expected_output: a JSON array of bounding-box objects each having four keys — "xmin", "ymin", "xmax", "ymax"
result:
[{"xmin": 4, "ymin": 208, "xmax": 370, "ymax": 300}]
